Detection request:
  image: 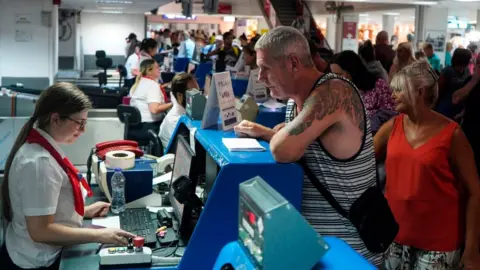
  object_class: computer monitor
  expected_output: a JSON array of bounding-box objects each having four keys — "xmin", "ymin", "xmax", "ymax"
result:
[
  {"xmin": 169, "ymin": 135, "xmax": 194, "ymax": 222},
  {"xmin": 204, "ymin": 152, "xmax": 219, "ymax": 200}
]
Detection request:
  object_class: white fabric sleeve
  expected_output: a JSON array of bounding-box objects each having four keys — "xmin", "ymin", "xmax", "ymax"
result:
[
  {"xmin": 18, "ymin": 157, "xmax": 63, "ymax": 216},
  {"xmin": 146, "ymin": 81, "xmax": 164, "ymax": 104}
]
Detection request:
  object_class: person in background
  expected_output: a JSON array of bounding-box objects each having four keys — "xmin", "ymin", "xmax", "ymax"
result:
[
  {"xmin": 159, "ymin": 73, "xmax": 199, "ymax": 148},
  {"xmin": 406, "ymin": 33, "xmax": 416, "ymax": 52},
  {"xmin": 233, "ymin": 26, "xmax": 384, "ymax": 266},
  {"xmin": 414, "ymin": 51, "xmax": 427, "ymax": 62},
  {"xmin": 436, "ymin": 48, "xmax": 472, "ymax": 120},
  {"xmin": 209, "ymin": 32, "xmax": 216, "ymax": 44},
  {"xmin": 130, "ymin": 59, "xmax": 172, "ymax": 135},
  {"xmin": 239, "ymin": 33, "xmax": 248, "ymax": 47},
  {"xmin": 375, "ymin": 31, "xmax": 396, "ymax": 72},
  {"xmin": 374, "ymin": 61, "xmax": 480, "ymax": 269},
  {"xmin": 389, "ymin": 42, "xmax": 416, "ymax": 80},
  {"xmin": 359, "ymin": 40, "xmax": 389, "ymax": 82},
  {"xmin": 308, "ymin": 40, "xmax": 329, "ymax": 73},
  {"xmin": 330, "ymin": 50, "xmax": 395, "ymax": 118},
  {"xmin": 242, "ymin": 44, "xmax": 258, "ymax": 71},
  {"xmin": 206, "ymin": 32, "xmax": 240, "ymax": 72},
  {"xmin": 423, "ymin": 43, "xmax": 441, "ymax": 73},
  {"xmin": 125, "ymin": 33, "xmax": 138, "ymax": 58},
  {"xmin": 177, "ymin": 31, "xmax": 195, "ymax": 59},
  {"xmin": 133, "ymin": 38, "xmax": 158, "ymax": 76},
  {"xmin": 124, "ymin": 43, "xmax": 141, "ymax": 89},
  {"xmin": 0, "ymin": 83, "xmax": 135, "ymax": 270},
  {"xmin": 461, "ymin": 55, "xmax": 480, "ymax": 173},
  {"xmin": 445, "ymin": 42, "xmax": 453, "ymax": 67}
]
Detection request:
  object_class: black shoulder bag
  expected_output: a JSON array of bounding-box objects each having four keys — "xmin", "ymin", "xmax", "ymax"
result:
[{"xmin": 299, "ymin": 159, "xmax": 398, "ymax": 253}]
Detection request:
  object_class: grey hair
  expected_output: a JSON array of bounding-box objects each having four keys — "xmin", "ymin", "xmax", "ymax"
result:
[{"xmin": 254, "ymin": 26, "xmax": 313, "ymax": 67}]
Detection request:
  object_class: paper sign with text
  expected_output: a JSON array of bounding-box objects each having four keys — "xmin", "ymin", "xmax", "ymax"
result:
[
  {"xmin": 201, "ymin": 72, "xmax": 238, "ymax": 130},
  {"xmin": 247, "ymin": 69, "xmax": 268, "ymax": 102}
]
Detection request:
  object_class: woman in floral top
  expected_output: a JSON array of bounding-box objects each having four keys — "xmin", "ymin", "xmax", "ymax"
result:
[{"xmin": 330, "ymin": 50, "xmax": 396, "ymax": 118}]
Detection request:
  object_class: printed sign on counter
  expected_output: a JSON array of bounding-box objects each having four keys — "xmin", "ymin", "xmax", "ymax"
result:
[
  {"xmin": 247, "ymin": 69, "xmax": 268, "ymax": 103},
  {"xmin": 201, "ymin": 72, "xmax": 239, "ymax": 131}
]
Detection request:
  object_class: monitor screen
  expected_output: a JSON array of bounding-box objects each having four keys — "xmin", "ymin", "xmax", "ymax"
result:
[{"xmin": 169, "ymin": 136, "xmax": 194, "ymax": 222}]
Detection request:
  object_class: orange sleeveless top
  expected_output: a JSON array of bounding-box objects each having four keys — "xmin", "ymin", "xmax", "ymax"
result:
[{"xmin": 385, "ymin": 114, "xmax": 464, "ymax": 251}]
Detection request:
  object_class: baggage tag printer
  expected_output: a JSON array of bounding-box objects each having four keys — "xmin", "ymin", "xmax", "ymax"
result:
[
  {"xmin": 236, "ymin": 94, "xmax": 259, "ymax": 122},
  {"xmin": 186, "ymin": 88, "xmax": 206, "ymax": 120}
]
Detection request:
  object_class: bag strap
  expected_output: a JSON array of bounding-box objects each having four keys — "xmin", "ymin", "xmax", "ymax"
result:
[{"xmin": 299, "ymin": 158, "xmax": 349, "ymax": 219}]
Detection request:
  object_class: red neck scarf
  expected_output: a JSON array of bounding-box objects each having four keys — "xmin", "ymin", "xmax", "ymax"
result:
[
  {"xmin": 26, "ymin": 129, "xmax": 92, "ymax": 216},
  {"xmin": 143, "ymin": 76, "xmax": 169, "ymax": 102}
]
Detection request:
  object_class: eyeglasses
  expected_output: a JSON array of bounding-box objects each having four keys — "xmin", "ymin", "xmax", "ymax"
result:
[{"xmin": 65, "ymin": 117, "xmax": 87, "ymax": 130}]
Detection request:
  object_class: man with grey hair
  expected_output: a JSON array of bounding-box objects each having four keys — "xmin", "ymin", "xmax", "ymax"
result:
[{"xmin": 234, "ymin": 26, "xmax": 383, "ymax": 266}]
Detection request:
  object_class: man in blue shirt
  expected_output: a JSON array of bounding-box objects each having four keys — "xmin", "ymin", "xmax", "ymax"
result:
[
  {"xmin": 178, "ymin": 32, "xmax": 195, "ymax": 59},
  {"xmin": 424, "ymin": 43, "xmax": 441, "ymax": 73}
]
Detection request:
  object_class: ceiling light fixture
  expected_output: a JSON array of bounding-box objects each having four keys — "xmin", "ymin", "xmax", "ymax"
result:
[
  {"xmin": 411, "ymin": 1, "xmax": 438, "ymax": 4},
  {"xmin": 96, "ymin": 0, "xmax": 132, "ymax": 5},
  {"xmin": 384, "ymin": 12, "xmax": 400, "ymax": 16}
]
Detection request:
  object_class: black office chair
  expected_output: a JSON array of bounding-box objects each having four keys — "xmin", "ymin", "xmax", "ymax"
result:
[
  {"xmin": 117, "ymin": 105, "xmax": 162, "ymax": 154},
  {"xmin": 148, "ymin": 130, "xmax": 163, "ymax": 157},
  {"xmin": 117, "ymin": 64, "xmax": 127, "ymax": 88},
  {"xmin": 94, "ymin": 50, "xmax": 113, "ymax": 86}
]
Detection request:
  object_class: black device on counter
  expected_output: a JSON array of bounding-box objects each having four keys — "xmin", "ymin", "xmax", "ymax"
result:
[
  {"xmin": 157, "ymin": 209, "xmax": 173, "ymax": 227},
  {"xmin": 119, "ymin": 208, "xmax": 157, "ymax": 247}
]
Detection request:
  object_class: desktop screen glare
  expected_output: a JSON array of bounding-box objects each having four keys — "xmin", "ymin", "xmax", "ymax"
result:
[{"xmin": 170, "ymin": 138, "xmax": 193, "ymax": 220}]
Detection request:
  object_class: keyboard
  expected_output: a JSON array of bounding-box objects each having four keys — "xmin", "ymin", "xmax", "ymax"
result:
[{"xmin": 119, "ymin": 208, "xmax": 157, "ymax": 247}]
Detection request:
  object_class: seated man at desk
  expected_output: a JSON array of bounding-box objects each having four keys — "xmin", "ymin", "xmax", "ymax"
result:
[
  {"xmin": 0, "ymin": 83, "xmax": 135, "ymax": 270},
  {"xmin": 159, "ymin": 73, "xmax": 199, "ymax": 148},
  {"xmin": 130, "ymin": 59, "xmax": 172, "ymax": 135},
  {"xmin": 234, "ymin": 26, "xmax": 383, "ymax": 267}
]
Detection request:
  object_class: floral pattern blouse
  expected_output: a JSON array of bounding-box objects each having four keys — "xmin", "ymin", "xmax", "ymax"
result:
[{"xmin": 361, "ymin": 78, "xmax": 396, "ymax": 117}]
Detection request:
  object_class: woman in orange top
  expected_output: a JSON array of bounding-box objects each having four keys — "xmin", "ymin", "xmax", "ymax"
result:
[{"xmin": 374, "ymin": 61, "xmax": 480, "ymax": 269}]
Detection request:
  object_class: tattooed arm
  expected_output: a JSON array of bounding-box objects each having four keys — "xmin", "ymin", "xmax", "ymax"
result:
[{"xmin": 270, "ymin": 79, "xmax": 364, "ymax": 163}]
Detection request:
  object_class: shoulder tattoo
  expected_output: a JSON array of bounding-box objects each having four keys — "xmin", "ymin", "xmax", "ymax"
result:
[{"xmin": 287, "ymin": 79, "xmax": 365, "ymax": 136}]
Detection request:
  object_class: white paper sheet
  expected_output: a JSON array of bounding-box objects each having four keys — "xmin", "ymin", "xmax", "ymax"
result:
[
  {"xmin": 222, "ymin": 138, "xmax": 265, "ymax": 152},
  {"xmin": 92, "ymin": 216, "xmax": 120, "ymax": 229}
]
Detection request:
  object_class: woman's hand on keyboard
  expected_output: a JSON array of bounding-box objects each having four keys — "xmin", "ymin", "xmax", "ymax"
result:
[{"xmin": 96, "ymin": 228, "xmax": 136, "ymax": 246}]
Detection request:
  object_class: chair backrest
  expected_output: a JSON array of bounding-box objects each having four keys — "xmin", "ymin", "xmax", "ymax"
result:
[
  {"xmin": 96, "ymin": 58, "xmax": 113, "ymax": 70},
  {"xmin": 117, "ymin": 104, "xmax": 141, "ymax": 125},
  {"xmin": 174, "ymin": 57, "xmax": 190, "ymax": 73},
  {"xmin": 95, "ymin": 50, "xmax": 106, "ymax": 59},
  {"xmin": 117, "ymin": 104, "xmax": 142, "ymax": 140},
  {"xmin": 148, "ymin": 130, "xmax": 163, "ymax": 158}
]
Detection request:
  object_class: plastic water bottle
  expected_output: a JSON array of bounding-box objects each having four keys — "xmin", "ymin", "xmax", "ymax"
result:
[{"xmin": 111, "ymin": 168, "xmax": 126, "ymax": 214}]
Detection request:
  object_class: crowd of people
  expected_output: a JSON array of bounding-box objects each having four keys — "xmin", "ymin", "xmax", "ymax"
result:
[
  {"xmin": 4, "ymin": 24, "xmax": 480, "ymax": 270},
  {"xmin": 125, "ymin": 27, "xmax": 480, "ymax": 269}
]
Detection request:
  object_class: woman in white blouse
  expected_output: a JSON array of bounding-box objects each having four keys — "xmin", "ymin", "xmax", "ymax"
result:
[
  {"xmin": 130, "ymin": 59, "xmax": 172, "ymax": 136},
  {"xmin": 1, "ymin": 83, "xmax": 135, "ymax": 270}
]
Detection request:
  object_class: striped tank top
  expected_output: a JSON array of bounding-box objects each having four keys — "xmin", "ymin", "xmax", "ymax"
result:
[{"xmin": 285, "ymin": 73, "xmax": 383, "ymax": 266}]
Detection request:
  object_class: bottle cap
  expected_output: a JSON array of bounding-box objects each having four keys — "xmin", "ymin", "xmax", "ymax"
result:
[{"xmin": 114, "ymin": 168, "xmax": 122, "ymax": 172}]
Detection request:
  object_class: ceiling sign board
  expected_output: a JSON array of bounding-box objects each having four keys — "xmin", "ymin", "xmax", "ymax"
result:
[{"xmin": 218, "ymin": 3, "xmax": 232, "ymax": 14}]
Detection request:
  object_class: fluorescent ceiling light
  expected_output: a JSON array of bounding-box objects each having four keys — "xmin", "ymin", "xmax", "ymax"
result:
[
  {"xmin": 101, "ymin": 10, "xmax": 124, "ymax": 14},
  {"xmin": 411, "ymin": 1, "xmax": 438, "ymax": 4},
  {"xmin": 384, "ymin": 12, "xmax": 400, "ymax": 16},
  {"xmin": 97, "ymin": 0, "xmax": 132, "ymax": 4},
  {"xmin": 455, "ymin": 0, "xmax": 480, "ymax": 2},
  {"xmin": 359, "ymin": 13, "xmax": 369, "ymax": 17}
]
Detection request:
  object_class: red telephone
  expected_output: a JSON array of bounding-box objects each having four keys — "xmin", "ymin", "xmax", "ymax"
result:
[{"xmin": 95, "ymin": 140, "xmax": 144, "ymax": 160}]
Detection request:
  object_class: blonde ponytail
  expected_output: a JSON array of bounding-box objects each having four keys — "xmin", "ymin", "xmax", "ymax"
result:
[
  {"xmin": 130, "ymin": 75, "xmax": 142, "ymax": 95},
  {"xmin": 130, "ymin": 59, "xmax": 157, "ymax": 95}
]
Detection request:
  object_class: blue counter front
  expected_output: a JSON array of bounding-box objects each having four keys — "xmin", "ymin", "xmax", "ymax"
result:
[{"xmin": 163, "ymin": 116, "xmax": 304, "ymax": 270}]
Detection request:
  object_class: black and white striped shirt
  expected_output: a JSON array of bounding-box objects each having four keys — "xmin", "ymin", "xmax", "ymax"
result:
[{"xmin": 286, "ymin": 73, "xmax": 383, "ymax": 266}]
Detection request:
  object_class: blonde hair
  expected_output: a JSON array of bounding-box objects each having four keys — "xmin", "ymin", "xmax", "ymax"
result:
[
  {"xmin": 390, "ymin": 61, "xmax": 438, "ymax": 109},
  {"xmin": 130, "ymin": 59, "xmax": 157, "ymax": 94},
  {"xmin": 393, "ymin": 42, "xmax": 416, "ymax": 71}
]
